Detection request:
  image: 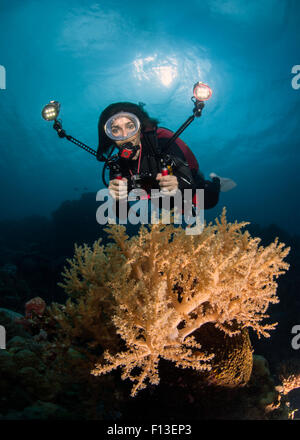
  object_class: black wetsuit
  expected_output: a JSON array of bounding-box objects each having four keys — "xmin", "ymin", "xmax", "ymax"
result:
[{"xmin": 109, "ymin": 127, "xmax": 220, "ymax": 218}]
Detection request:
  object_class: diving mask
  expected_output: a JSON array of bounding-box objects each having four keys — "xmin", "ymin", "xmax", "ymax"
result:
[{"xmin": 104, "ymin": 112, "xmax": 141, "ymax": 141}]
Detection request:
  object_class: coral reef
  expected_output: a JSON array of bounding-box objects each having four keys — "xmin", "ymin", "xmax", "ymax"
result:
[
  {"xmin": 57, "ymin": 208, "xmax": 290, "ymax": 396},
  {"xmin": 278, "ymin": 359, "xmax": 300, "ymax": 396},
  {"xmin": 281, "ymin": 374, "xmax": 300, "ymax": 396},
  {"xmin": 0, "ymin": 307, "xmax": 124, "ymax": 420},
  {"xmin": 1, "ymin": 194, "xmax": 298, "ymax": 419}
]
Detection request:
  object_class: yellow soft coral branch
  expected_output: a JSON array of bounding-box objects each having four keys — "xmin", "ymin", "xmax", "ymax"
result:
[{"xmin": 59, "ymin": 207, "xmax": 290, "ymax": 396}]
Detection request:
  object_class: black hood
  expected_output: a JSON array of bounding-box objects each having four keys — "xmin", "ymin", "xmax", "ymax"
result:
[{"xmin": 97, "ymin": 102, "xmax": 158, "ymax": 160}]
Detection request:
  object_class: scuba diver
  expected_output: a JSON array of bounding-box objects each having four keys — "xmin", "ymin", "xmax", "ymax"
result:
[
  {"xmin": 96, "ymin": 102, "xmax": 222, "ymax": 220},
  {"xmin": 41, "ymin": 87, "xmax": 236, "ymax": 225}
]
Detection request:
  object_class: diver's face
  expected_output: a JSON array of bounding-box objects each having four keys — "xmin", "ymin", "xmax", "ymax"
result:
[{"xmin": 112, "ymin": 117, "xmax": 141, "ymax": 147}]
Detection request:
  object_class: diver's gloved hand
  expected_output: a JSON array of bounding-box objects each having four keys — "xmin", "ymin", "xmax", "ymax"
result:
[
  {"xmin": 209, "ymin": 172, "xmax": 237, "ymax": 192},
  {"xmin": 108, "ymin": 177, "xmax": 128, "ymax": 200}
]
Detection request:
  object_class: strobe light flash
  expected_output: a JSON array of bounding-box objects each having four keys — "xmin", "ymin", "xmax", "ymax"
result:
[
  {"xmin": 41, "ymin": 100, "xmax": 61, "ymax": 121},
  {"xmin": 193, "ymin": 82, "xmax": 212, "ymax": 101}
]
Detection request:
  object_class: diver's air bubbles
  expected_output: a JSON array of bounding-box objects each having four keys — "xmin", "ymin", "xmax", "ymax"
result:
[
  {"xmin": 193, "ymin": 82, "xmax": 212, "ymax": 101},
  {"xmin": 41, "ymin": 100, "xmax": 61, "ymax": 121}
]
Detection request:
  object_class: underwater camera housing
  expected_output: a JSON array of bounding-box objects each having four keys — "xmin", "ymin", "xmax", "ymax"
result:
[{"xmin": 130, "ymin": 172, "xmax": 159, "ymax": 192}]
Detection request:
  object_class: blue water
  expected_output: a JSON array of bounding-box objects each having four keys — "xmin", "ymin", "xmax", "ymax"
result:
[{"xmin": 0, "ymin": 0, "xmax": 299, "ymax": 234}]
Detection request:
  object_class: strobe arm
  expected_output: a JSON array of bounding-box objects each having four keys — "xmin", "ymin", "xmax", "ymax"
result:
[
  {"xmin": 52, "ymin": 119, "xmax": 99, "ymax": 158},
  {"xmin": 52, "ymin": 119, "xmax": 118, "ymax": 187},
  {"xmin": 163, "ymin": 100, "xmax": 205, "ymax": 154}
]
